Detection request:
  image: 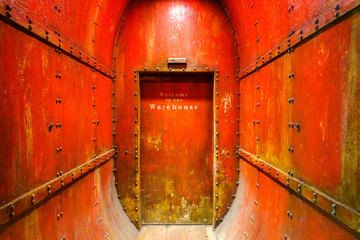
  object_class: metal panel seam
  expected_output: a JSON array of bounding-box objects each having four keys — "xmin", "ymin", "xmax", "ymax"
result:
[
  {"xmin": 0, "ymin": 148, "xmax": 116, "ymax": 227},
  {"xmin": 238, "ymin": 1, "xmax": 360, "ymax": 80},
  {"xmin": 237, "ymin": 148, "xmax": 360, "ymax": 235}
]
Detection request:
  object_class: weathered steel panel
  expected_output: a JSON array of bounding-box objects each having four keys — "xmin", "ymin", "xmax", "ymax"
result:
[
  {"xmin": 0, "ymin": 160, "xmax": 138, "ymax": 240},
  {"xmin": 140, "ymin": 73, "xmax": 214, "ymax": 224},
  {"xmin": 216, "ymin": 158, "xmax": 359, "ymax": 239},
  {"xmin": 291, "ymin": 10, "xmax": 360, "ymax": 211},
  {"xmin": 239, "ymin": 73, "xmax": 257, "ymax": 154},
  {"xmin": 0, "ymin": 0, "xmax": 130, "ymax": 237},
  {"xmin": 227, "ymin": 0, "xmax": 360, "ymax": 238},
  {"xmin": 0, "ymin": 0, "xmax": 129, "ymax": 67},
  {"xmin": 0, "ymin": 21, "xmax": 96, "ymax": 203},
  {"xmin": 0, "ymin": 0, "xmax": 359, "ymax": 238},
  {"xmin": 257, "ymin": 54, "xmax": 292, "ymax": 173}
]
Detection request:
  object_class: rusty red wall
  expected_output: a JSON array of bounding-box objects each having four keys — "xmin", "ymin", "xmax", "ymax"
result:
[
  {"xmin": 0, "ymin": 0, "xmax": 359, "ymax": 239},
  {"xmin": 216, "ymin": 0, "xmax": 360, "ymax": 239},
  {"xmin": 0, "ymin": 0, "xmax": 138, "ymax": 239}
]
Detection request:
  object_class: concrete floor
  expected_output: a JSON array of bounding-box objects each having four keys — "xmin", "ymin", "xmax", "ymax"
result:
[{"xmin": 139, "ymin": 225, "xmax": 216, "ymax": 240}]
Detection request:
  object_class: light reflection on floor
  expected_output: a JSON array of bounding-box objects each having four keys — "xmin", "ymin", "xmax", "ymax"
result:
[{"xmin": 139, "ymin": 225, "xmax": 216, "ymax": 240}]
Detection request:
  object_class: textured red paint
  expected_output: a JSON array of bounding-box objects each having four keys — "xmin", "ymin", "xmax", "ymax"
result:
[
  {"xmin": 216, "ymin": 160, "xmax": 358, "ymax": 239},
  {"xmin": 0, "ymin": 0, "xmax": 359, "ymax": 238},
  {"xmin": 0, "ymin": 0, "xmax": 131, "ymax": 237},
  {"xmin": 140, "ymin": 73, "xmax": 213, "ymax": 224}
]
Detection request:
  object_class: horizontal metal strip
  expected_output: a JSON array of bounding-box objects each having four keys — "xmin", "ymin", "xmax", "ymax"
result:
[
  {"xmin": 238, "ymin": 148, "xmax": 360, "ymax": 235},
  {"xmin": 0, "ymin": 148, "xmax": 115, "ymax": 226},
  {"xmin": 0, "ymin": 0, "xmax": 116, "ymax": 79},
  {"xmin": 238, "ymin": 1, "xmax": 360, "ymax": 80}
]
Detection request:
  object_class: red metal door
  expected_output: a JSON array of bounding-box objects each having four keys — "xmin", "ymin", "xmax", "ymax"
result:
[{"xmin": 140, "ymin": 73, "xmax": 214, "ymax": 224}]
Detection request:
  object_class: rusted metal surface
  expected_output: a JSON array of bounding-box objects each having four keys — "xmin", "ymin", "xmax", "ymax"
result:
[
  {"xmin": 0, "ymin": 149, "xmax": 114, "ymax": 226},
  {"xmin": 113, "ymin": 0, "xmax": 239, "ymax": 229},
  {"xmin": 216, "ymin": 159, "xmax": 359, "ymax": 239},
  {"xmin": 0, "ymin": 0, "xmax": 134, "ymax": 237},
  {"xmin": 223, "ymin": 0, "xmax": 360, "ymax": 71},
  {"xmin": 0, "ymin": 0, "xmax": 115, "ymax": 78},
  {"xmin": 237, "ymin": 1, "xmax": 360, "ymax": 79},
  {"xmin": 239, "ymin": 149, "xmax": 360, "ymax": 233},
  {"xmin": 226, "ymin": 0, "xmax": 360, "ymax": 238},
  {"xmin": 1, "ymin": 159, "xmax": 138, "ymax": 240},
  {"xmin": 0, "ymin": 0, "xmax": 359, "ymax": 238},
  {"xmin": 0, "ymin": 0, "xmax": 129, "ymax": 68},
  {"xmin": 140, "ymin": 72, "xmax": 214, "ymax": 224}
]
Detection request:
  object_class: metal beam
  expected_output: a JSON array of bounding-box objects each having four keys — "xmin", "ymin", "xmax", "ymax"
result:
[
  {"xmin": 0, "ymin": 0, "xmax": 116, "ymax": 80},
  {"xmin": 0, "ymin": 149, "xmax": 115, "ymax": 227},
  {"xmin": 238, "ymin": 0, "xmax": 360, "ymax": 80},
  {"xmin": 238, "ymin": 148, "xmax": 360, "ymax": 235}
]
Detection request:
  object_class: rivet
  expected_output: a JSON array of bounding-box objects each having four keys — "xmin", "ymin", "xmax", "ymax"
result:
[{"xmin": 9, "ymin": 205, "xmax": 15, "ymax": 217}]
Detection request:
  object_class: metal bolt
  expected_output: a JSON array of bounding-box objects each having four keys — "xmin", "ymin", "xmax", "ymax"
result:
[
  {"xmin": 9, "ymin": 205, "xmax": 15, "ymax": 217},
  {"xmin": 31, "ymin": 194, "xmax": 35, "ymax": 204}
]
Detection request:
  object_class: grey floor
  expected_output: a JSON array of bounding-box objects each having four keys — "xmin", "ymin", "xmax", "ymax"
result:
[{"xmin": 139, "ymin": 225, "xmax": 216, "ymax": 240}]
